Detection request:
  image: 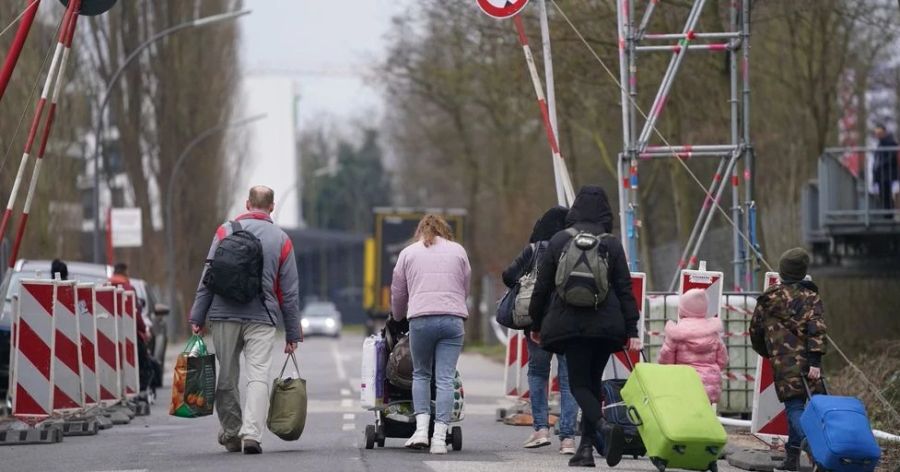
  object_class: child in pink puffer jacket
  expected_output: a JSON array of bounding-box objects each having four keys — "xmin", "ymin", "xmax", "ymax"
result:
[{"xmin": 657, "ymin": 288, "xmax": 729, "ymax": 404}]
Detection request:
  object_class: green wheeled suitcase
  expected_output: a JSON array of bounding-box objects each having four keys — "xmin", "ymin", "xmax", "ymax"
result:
[{"xmin": 620, "ymin": 363, "xmax": 727, "ymax": 472}]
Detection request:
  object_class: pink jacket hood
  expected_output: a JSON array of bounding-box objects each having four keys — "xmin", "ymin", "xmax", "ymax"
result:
[{"xmin": 664, "ymin": 316, "xmax": 724, "ymax": 342}]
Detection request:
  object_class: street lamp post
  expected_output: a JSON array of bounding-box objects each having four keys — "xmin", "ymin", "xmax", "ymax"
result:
[
  {"xmin": 164, "ymin": 114, "xmax": 266, "ymax": 337},
  {"xmin": 92, "ymin": 9, "xmax": 251, "ymax": 262}
]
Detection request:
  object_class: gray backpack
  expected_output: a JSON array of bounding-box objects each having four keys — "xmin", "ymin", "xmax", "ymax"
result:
[{"xmin": 555, "ymin": 228, "xmax": 611, "ymax": 308}]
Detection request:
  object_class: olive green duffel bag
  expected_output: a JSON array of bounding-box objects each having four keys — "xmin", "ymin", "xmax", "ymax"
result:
[{"xmin": 267, "ymin": 353, "xmax": 308, "ymax": 441}]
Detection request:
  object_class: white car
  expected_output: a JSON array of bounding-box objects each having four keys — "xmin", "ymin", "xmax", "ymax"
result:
[{"xmin": 300, "ymin": 301, "xmax": 342, "ymax": 338}]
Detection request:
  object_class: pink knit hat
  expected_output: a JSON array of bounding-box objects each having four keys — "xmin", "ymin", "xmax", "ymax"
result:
[{"xmin": 678, "ymin": 288, "xmax": 709, "ymax": 319}]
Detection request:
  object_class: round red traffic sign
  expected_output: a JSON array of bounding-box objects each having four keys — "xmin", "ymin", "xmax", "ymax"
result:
[{"xmin": 476, "ymin": 0, "xmax": 531, "ymax": 19}]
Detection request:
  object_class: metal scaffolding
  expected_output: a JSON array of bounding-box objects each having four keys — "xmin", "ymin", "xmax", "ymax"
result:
[{"xmin": 615, "ymin": 0, "xmax": 757, "ymax": 291}]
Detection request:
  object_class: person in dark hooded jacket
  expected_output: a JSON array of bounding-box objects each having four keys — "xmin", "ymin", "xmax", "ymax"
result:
[
  {"xmin": 502, "ymin": 206, "xmax": 579, "ymax": 454},
  {"xmin": 528, "ymin": 185, "xmax": 640, "ymax": 468}
]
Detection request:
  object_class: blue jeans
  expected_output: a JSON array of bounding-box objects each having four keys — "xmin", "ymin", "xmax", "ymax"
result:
[
  {"xmin": 784, "ymin": 398, "xmax": 807, "ymax": 449},
  {"xmin": 409, "ymin": 315, "xmax": 465, "ymax": 425},
  {"xmin": 527, "ymin": 337, "xmax": 577, "ymax": 439}
]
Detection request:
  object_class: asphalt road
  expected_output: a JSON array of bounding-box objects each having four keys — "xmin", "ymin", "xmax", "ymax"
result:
[{"xmin": 1, "ymin": 333, "xmax": 747, "ymax": 472}]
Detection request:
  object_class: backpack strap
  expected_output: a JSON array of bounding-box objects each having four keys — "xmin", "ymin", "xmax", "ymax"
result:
[{"xmin": 231, "ymin": 220, "xmax": 242, "ymax": 232}]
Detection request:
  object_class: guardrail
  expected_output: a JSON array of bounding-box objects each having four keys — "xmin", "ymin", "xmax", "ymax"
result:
[{"xmin": 818, "ymin": 146, "xmax": 900, "ymax": 233}]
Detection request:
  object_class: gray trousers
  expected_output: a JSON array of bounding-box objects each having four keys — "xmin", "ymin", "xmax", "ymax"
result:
[{"xmin": 211, "ymin": 321, "xmax": 276, "ymax": 442}]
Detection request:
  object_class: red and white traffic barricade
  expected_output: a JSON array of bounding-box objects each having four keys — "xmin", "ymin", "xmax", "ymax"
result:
[
  {"xmin": 750, "ymin": 272, "xmax": 788, "ymax": 445},
  {"xmin": 503, "ymin": 329, "xmax": 530, "ymax": 400},
  {"xmin": 679, "ymin": 265, "xmax": 725, "ymax": 317},
  {"xmin": 118, "ymin": 290, "xmax": 139, "ymax": 399},
  {"xmin": 76, "ymin": 284, "xmax": 100, "ymax": 407},
  {"xmin": 11, "ymin": 280, "xmax": 56, "ymax": 422},
  {"xmin": 94, "ymin": 286, "xmax": 121, "ymax": 405},
  {"xmin": 603, "ymin": 273, "xmax": 647, "ymax": 380},
  {"xmin": 52, "ymin": 280, "xmax": 84, "ymax": 412}
]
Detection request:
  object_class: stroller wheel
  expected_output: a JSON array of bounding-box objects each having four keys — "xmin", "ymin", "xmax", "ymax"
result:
[
  {"xmin": 364, "ymin": 425, "xmax": 376, "ymax": 450},
  {"xmin": 376, "ymin": 425, "xmax": 386, "ymax": 448},
  {"xmin": 450, "ymin": 426, "xmax": 462, "ymax": 451}
]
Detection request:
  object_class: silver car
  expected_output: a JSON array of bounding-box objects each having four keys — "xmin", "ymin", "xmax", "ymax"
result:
[{"xmin": 300, "ymin": 301, "xmax": 342, "ymax": 338}]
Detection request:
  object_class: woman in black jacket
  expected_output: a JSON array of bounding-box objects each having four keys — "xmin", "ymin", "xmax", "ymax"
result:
[
  {"xmin": 502, "ymin": 206, "xmax": 579, "ymax": 454},
  {"xmin": 528, "ymin": 185, "xmax": 641, "ymax": 468}
]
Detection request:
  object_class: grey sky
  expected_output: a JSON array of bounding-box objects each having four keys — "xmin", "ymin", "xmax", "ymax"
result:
[{"xmin": 240, "ymin": 0, "xmax": 414, "ymax": 128}]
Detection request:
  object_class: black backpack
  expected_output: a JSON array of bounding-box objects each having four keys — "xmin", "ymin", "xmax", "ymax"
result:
[{"xmin": 202, "ymin": 221, "xmax": 264, "ymax": 304}]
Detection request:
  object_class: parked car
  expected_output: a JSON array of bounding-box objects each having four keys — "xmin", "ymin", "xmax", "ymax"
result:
[{"xmin": 300, "ymin": 300, "xmax": 342, "ymax": 338}]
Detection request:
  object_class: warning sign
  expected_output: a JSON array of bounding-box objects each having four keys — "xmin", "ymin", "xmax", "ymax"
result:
[
  {"xmin": 476, "ymin": 0, "xmax": 530, "ymax": 19},
  {"xmin": 678, "ymin": 268, "xmax": 724, "ymax": 318}
]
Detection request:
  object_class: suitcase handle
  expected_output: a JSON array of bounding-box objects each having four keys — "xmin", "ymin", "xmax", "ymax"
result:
[
  {"xmin": 801, "ymin": 374, "xmax": 829, "ymax": 399},
  {"xmin": 626, "ymin": 406, "xmax": 643, "ymax": 426}
]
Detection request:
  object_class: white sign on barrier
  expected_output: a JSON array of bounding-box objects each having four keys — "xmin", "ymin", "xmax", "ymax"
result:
[
  {"xmin": 603, "ymin": 272, "xmax": 647, "ymax": 380},
  {"xmin": 750, "ymin": 272, "xmax": 789, "ymax": 445},
  {"xmin": 95, "ymin": 286, "xmax": 121, "ymax": 405},
  {"xmin": 11, "ymin": 280, "xmax": 57, "ymax": 421},
  {"xmin": 679, "ymin": 267, "xmax": 725, "ymax": 318},
  {"xmin": 77, "ymin": 284, "xmax": 100, "ymax": 406}
]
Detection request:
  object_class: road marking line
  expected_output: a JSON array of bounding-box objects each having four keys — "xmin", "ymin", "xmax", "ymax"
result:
[
  {"xmin": 343, "ymin": 413, "xmax": 355, "ymax": 420},
  {"xmin": 342, "ymin": 423, "xmax": 355, "ymax": 431},
  {"xmin": 340, "ymin": 388, "xmax": 351, "ymax": 396},
  {"xmin": 341, "ymin": 398, "xmax": 353, "ymax": 408},
  {"xmin": 330, "ymin": 342, "xmax": 347, "ymax": 381}
]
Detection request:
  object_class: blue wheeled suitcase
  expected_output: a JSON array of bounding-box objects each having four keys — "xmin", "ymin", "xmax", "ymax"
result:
[{"xmin": 800, "ymin": 379, "xmax": 881, "ymax": 472}]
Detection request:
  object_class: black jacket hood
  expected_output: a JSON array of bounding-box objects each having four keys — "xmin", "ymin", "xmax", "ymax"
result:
[
  {"xmin": 529, "ymin": 206, "xmax": 569, "ymax": 243},
  {"xmin": 879, "ymin": 133, "xmax": 898, "ymax": 146},
  {"xmin": 565, "ymin": 185, "xmax": 614, "ymax": 233}
]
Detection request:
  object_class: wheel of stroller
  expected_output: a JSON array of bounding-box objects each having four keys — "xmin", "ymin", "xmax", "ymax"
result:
[
  {"xmin": 650, "ymin": 457, "xmax": 667, "ymax": 472},
  {"xmin": 364, "ymin": 425, "xmax": 376, "ymax": 450},
  {"xmin": 450, "ymin": 426, "xmax": 463, "ymax": 451},
  {"xmin": 376, "ymin": 425, "xmax": 386, "ymax": 448}
]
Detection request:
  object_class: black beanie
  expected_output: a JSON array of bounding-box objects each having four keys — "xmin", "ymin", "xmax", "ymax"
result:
[{"xmin": 779, "ymin": 248, "xmax": 810, "ymax": 281}]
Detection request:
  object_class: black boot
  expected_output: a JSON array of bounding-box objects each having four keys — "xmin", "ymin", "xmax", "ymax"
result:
[
  {"xmin": 604, "ymin": 424, "xmax": 625, "ymax": 467},
  {"xmin": 568, "ymin": 437, "xmax": 596, "ymax": 467},
  {"xmin": 775, "ymin": 447, "xmax": 800, "ymax": 472}
]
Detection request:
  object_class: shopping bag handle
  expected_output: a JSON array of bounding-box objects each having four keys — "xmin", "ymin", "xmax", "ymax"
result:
[
  {"xmin": 183, "ymin": 334, "xmax": 207, "ymax": 355},
  {"xmin": 279, "ymin": 352, "xmax": 301, "ymax": 379}
]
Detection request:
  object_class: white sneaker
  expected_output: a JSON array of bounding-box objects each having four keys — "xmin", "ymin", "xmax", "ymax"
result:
[
  {"xmin": 559, "ymin": 437, "xmax": 577, "ymax": 455},
  {"xmin": 523, "ymin": 428, "xmax": 552, "ymax": 449},
  {"xmin": 430, "ymin": 422, "xmax": 448, "ymax": 454},
  {"xmin": 405, "ymin": 414, "xmax": 430, "ymax": 449}
]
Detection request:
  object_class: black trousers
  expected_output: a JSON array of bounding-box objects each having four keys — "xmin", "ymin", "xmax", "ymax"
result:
[{"xmin": 564, "ymin": 338, "xmax": 613, "ymax": 438}]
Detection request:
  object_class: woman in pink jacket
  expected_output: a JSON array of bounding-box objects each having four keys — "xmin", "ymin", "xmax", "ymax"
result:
[
  {"xmin": 657, "ymin": 288, "xmax": 729, "ymax": 405},
  {"xmin": 391, "ymin": 214, "xmax": 471, "ymax": 454}
]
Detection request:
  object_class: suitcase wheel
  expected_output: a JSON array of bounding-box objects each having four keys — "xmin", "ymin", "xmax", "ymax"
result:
[
  {"xmin": 651, "ymin": 457, "xmax": 667, "ymax": 472},
  {"xmin": 364, "ymin": 425, "xmax": 376, "ymax": 450},
  {"xmin": 450, "ymin": 426, "xmax": 463, "ymax": 451}
]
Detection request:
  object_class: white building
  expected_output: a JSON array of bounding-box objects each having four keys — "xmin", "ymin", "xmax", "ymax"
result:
[{"xmin": 231, "ymin": 75, "xmax": 301, "ymax": 228}]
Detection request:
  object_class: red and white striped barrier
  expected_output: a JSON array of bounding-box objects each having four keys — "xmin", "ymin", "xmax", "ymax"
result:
[
  {"xmin": 751, "ymin": 272, "xmax": 788, "ymax": 445},
  {"xmin": 118, "ymin": 290, "xmax": 139, "ymax": 398},
  {"xmin": 94, "ymin": 286, "xmax": 121, "ymax": 405},
  {"xmin": 77, "ymin": 284, "xmax": 100, "ymax": 406},
  {"xmin": 503, "ymin": 329, "xmax": 530, "ymax": 399},
  {"xmin": 52, "ymin": 280, "xmax": 84, "ymax": 412},
  {"xmin": 11, "ymin": 280, "xmax": 56, "ymax": 422},
  {"xmin": 603, "ymin": 273, "xmax": 647, "ymax": 380}
]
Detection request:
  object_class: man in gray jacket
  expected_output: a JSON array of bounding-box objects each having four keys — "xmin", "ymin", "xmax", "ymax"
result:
[{"xmin": 189, "ymin": 185, "xmax": 302, "ymax": 454}]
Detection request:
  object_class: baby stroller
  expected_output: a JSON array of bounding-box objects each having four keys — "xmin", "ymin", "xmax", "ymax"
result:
[{"xmin": 362, "ymin": 317, "xmax": 464, "ymax": 450}]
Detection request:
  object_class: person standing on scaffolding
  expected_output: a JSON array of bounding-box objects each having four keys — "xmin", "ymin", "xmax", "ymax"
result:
[{"xmin": 873, "ymin": 123, "xmax": 898, "ymax": 217}]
